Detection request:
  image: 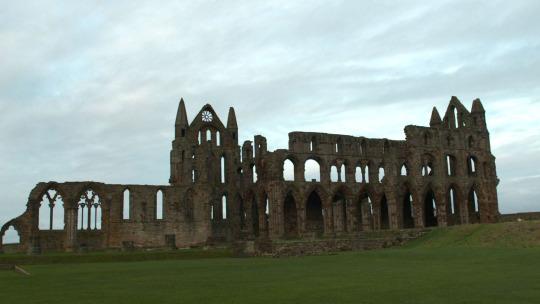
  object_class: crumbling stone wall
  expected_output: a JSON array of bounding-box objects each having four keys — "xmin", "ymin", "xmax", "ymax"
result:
[{"xmin": 0, "ymin": 97, "xmax": 500, "ymax": 253}]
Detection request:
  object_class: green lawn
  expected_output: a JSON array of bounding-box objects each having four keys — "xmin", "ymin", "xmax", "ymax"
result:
[{"xmin": 1, "ymin": 222, "xmax": 540, "ymax": 304}]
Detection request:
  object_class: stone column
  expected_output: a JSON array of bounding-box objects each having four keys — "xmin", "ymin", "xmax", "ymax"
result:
[
  {"xmin": 295, "ymin": 161, "xmax": 305, "ymax": 182},
  {"xmin": 436, "ymin": 191, "xmax": 448, "ymax": 227},
  {"xmin": 323, "ymin": 196, "xmax": 334, "ymax": 236},
  {"xmin": 65, "ymin": 206, "xmax": 78, "ymax": 252}
]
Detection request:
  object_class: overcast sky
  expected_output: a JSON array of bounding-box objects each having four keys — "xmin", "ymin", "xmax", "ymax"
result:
[{"xmin": 1, "ymin": 1, "xmax": 539, "ymax": 233}]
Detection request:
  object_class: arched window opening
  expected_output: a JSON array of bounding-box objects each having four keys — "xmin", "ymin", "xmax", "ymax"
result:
[
  {"xmin": 400, "ymin": 164, "xmax": 408, "ymax": 176},
  {"xmin": 252, "ymin": 164, "xmax": 258, "ymax": 183},
  {"xmin": 364, "ymin": 165, "xmax": 370, "ymax": 183},
  {"xmin": 210, "ymin": 204, "xmax": 214, "ymax": 220},
  {"xmin": 447, "ymin": 188, "xmax": 461, "ymax": 226},
  {"xmin": 283, "ymin": 159, "xmax": 295, "ymax": 181},
  {"xmin": 238, "ymin": 195, "xmax": 246, "ymax": 230},
  {"xmin": 284, "ymin": 192, "xmax": 298, "ymax": 238},
  {"xmin": 446, "ymin": 155, "xmax": 457, "ymax": 176},
  {"xmin": 403, "ymin": 192, "xmax": 414, "ymax": 229},
  {"xmin": 123, "ymin": 189, "xmax": 130, "ymax": 220},
  {"xmin": 222, "ymin": 195, "xmax": 227, "ymax": 220},
  {"xmin": 206, "ymin": 129, "xmax": 212, "ymax": 143},
  {"xmin": 468, "ymin": 188, "xmax": 480, "ymax": 224},
  {"xmin": 251, "ymin": 197, "xmax": 260, "ymax": 237},
  {"xmin": 468, "ymin": 156, "xmax": 477, "ymax": 175},
  {"xmin": 78, "ymin": 189, "xmax": 102, "ymax": 230},
  {"xmin": 380, "ymin": 196, "xmax": 389, "ymax": 230},
  {"xmin": 264, "ymin": 195, "xmax": 270, "ymax": 234},
  {"xmin": 306, "ymin": 191, "xmax": 324, "ymax": 236},
  {"xmin": 422, "ymin": 164, "xmax": 434, "ymax": 176},
  {"xmin": 357, "ymin": 194, "xmax": 372, "ymax": 231},
  {"xmin": 198, "ymin": 130, "xmax": 202, "ymax": 145},
  {"xmin": 156, "ymin": 190, "xmax": 164, "ymax": 220},
  {"xmin": 449, "ymin": 188, "xmax": 456, "ymax": 215},
  {"xmin": 216, "ymin": 131, "xmax": 221, "ymax": 146},
  {"xmin": 378, "ymin": 166, "xmax": 385, "ymax": 183},
  {"xmin": 305, "ymin": 159, "xmax": 321, "ymax": 182},
  {"xmin": 330, "ymin": 165, "xmax": 339, "ymax": 182},
  {"xmin": 310, "ymin": 140, "xmax": 314, "ymax": 152},
  {"xmin": 453, "ymin": 107, "xmax": 459, "ymax": 128},
  {"xmin": 333, "ymin": 192, "xmax": 348, "ymax": 233},
  {"xmin": 221, "ymin": 156, "xmax": 226, "ymax": 183},
  {"xmin": 39, "ymin": 189, "xmax": 64, "ymax": 230},
  {"xmin": 191, "ymin": 169, "xmax": 196, "ymax": 183},
  {"xmin": 2, "ymin": 226, "xmax": 20, "ymax": 244},
  {"xmin": 340, "ymin": 164, "xmax": 346, "ymax": 182},
  {"xmin": 355, "ymin": 166, "xmax": 362, "ymax": 183},
  {"xmin": 424, "ymin": 189, "xmax": 438, "ymax": 227}
]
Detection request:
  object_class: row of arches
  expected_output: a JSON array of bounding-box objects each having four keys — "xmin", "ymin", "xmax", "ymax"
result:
[
  {"xmin": 197, "ymin": 129, "xmax": 221, "ymax": 146},
  {"xmin": 244, "ymin": 185, "xmax": 483, "ymax": 239},
  {"xmin": 38, "ymin": 188, "xmax": 168, "ymax": 231},
  {"xmin": 282, "ymin": 153, "xmax": 483, "ymax": 183},
  {"xmin": 308, "ymin": 137, "xmax": 378, "ymax": 156}
]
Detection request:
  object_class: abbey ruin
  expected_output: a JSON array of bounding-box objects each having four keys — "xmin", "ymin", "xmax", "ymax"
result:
[{"xmin": 0, "ymin": 97, "xmax": 500, "ymax": 254}]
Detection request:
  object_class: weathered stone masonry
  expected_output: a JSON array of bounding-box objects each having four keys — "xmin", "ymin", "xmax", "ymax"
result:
[{"xmin": 0, "ymin": 97, "xmax": 500, "ymax": 253}]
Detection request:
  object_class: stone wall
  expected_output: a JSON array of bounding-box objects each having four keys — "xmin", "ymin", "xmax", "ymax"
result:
[{"xmin": 0, "ymin": 97, "xmax": 500, "ymax": 254}]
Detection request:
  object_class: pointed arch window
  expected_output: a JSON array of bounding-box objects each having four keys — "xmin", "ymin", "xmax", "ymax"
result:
[
  {"xmin": 156, "ymin": 190, "xmax": 164, "ymax": 220},
  {"xmin": 78, "ymin": 189, "xmax": 102, "ymax": 230},
  {"xmin": 123, "ymin": 189, "xmax": 130, "ymax": 220},
  {"xmin": 39, "ymin": 189, "xmax": 64, "ymax": 230}
]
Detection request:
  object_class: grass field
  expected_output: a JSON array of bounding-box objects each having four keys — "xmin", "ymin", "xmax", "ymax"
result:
[{"xmin": 1, "ymin": 221, "xmax": 539, "ymax": 304}]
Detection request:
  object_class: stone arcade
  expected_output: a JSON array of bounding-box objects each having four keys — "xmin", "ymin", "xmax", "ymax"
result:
[{"xmin": 0, "ymin": 97, "xmax": 500, "ymax": 253}]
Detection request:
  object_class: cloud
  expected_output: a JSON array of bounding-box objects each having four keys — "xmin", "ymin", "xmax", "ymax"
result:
[{"xmin": 1, "ymin": 0, "xmax": 540, "ymax": 232}]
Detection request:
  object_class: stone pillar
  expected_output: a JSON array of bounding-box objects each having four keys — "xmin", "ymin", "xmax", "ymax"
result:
[
  {"xmin": 385, "ymin": 191, "xmax": 398, "ymax": 230},
  {"xmin": 436, "ymin": 191, "xmax": 448, "ymax": 227},
  {"xmin": 323, "ymin": 196, "xmax": 334, "ymax": 236},
  {"xmin": 295, "ymin": 161, "xmax": 305, "ymax": 182},
  {"xmin": 65, "ymin": 206, "xmax": 78, "ymax": 252},
  {"xmin": 268, "ymin": 188, "xmax": 284, "ymax": 239}
]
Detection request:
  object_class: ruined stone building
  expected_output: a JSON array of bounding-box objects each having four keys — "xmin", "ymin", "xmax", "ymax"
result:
[{"xmin": 0, "ymin": 97, "xmax": 500, "ymax": 253}]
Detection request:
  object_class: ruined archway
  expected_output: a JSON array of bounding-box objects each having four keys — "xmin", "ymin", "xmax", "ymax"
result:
[
  {"xmin": 424, "ymin": 189, "xmax": 438, "ymax": 227},
  {"xmin": 447, "ymin": 186, "xmax": 461, "ymax": 226},
  {"xmin": 402, "ymin": 191, "xmax": 414, "ymax": 229},
  {"xmin": 468, "ymin": 187, "xmax": 480, "ymax": 224},
  {"xmin": 283, "ymin": 192, "xmax": 298, "ymax": 238},
  {"xmin": 332, "ymin": 190, "xmax": 348, "ymax": 233},
  {"xmin": 379, "ymin": 195, "xmax": 390, "ymax": 230},
  {"xmin": 1, "ymin": 225, "xmax": 20, "ymax": 245},
  {"xmin": 251, "ymin": 195, "xmax": 260, "ymax": 237},
  {"xmin": 356, "ymin": 192, "xmax": 372, "ymax": 231},
  {"xmin": 306, "ymin": 191, "xmax": 324, "ymax": 236}
]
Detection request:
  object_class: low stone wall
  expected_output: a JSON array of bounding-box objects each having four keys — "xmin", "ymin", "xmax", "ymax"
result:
[
  {"xmin": 233, "ymin": 230, "xmax": 428, "ymax": 257},
  {"xmin": 499, "ymin": 212, "xmax": 540, "ymax": 222}
]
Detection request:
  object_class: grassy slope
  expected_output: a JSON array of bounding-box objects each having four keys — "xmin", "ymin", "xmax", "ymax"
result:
[
  {"xmin": 405, "ymin": 220, "xmax": 540, "ymax": 248},
  {"xmin": 0, "ymin": 222, "xmax": 539, "ymax": 304}
]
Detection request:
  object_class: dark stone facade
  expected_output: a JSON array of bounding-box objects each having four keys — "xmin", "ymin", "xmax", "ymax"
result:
[{"xmin": 0, "ymin": 97, "xmax": 500, "ymax": 253}]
